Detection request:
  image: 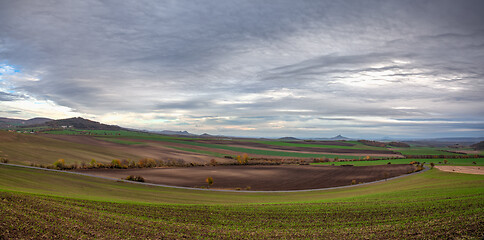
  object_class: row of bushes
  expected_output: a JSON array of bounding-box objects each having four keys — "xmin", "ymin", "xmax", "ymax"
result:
[
  {"xmin": 31, "ymin": 158, "xmax": 208, "ymax": 170},
  {"xmin": 37, "ymin": 156, "xmax": 295, "ymax": 170},
  {"xmin": 357, "ymin": 140, "xmax": 387, "ymax": 147}
]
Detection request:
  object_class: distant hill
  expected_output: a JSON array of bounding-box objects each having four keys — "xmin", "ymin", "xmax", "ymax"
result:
[
  {"xmin": 403, "ymin": 137, "xmax": 484, "ymax": 147},
  {"xmin": 279, "ymin": 137, "xmax": 300, "ymax": 141},
  {"xmin": 471, "ymin": 141, "xmax": 484, "ymax": 150},
  {"xmin": 33, "ymin": 117, "xmax": 123, "ymax": 131},
  {"xmin": 0, "ymin": 117, "xmax": 52, "ymax": 129},
  {"xmin": 154, "ymin": 130, "xmax": 197, "ymax": 136},
  {"xmin": 330, "ymin": 135, "xmax": 350, "ymax": 140}
]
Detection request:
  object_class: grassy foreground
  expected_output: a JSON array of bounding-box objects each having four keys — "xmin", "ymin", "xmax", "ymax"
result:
[{"xmin": 0, "ymin": 164, "xmax": 483, "ymax": 239}]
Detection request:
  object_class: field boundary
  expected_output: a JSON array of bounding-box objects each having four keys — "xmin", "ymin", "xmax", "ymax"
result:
[{"xmin": 0, "ymin": 162, "xmax": 428, "ymax": 193}]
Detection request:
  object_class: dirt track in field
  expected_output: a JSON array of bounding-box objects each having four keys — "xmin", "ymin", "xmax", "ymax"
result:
[
  {"xmin": 75, "ymin": 164, "xmax": 416, "ymax": 191},
  {"xmin": 435, "ymin": 166, "xmax": 484, "ymax": 175}
]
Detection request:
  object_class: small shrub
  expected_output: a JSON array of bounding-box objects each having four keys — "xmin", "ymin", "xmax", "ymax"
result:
[
  {"xmin": 206, "ymin": 176, "xmax": 214, "ymax": 189},
  {"xmin": 387, "ymin": 162, "xmax": 391, "ymax": 164},
  {"xmin": 242, "ymin": 153, "xmax": 249, "ymax": 164},
  {"xmin": 89, "ymin": 159, "xmax": 97, "ymax": 168},
  {"xmin": 430, "ymin": 162, "xmax": 435, "ymax": 169},
  {"xmin": 53, "ymin": 159, "xmax": 65, "ymax": 169},
  {"xmin": 125, "ymin": 175, "xmax": 145, "ymax": 182},
  {"xmin": 236, "ymin": 154, "xmax": 249, "ymax": 164},
  {"xmin": 351, "ymin": 179, "xmax": 357, "ymax": 185},
  {"xmin": 210, "ymin": 159, "xmax": 217, "ymax": 166},
  {"xmin": 111, "ymin": 159, "xmax": 121, "ymax": 168},
  {"xmin": 473, "ymin": 161, "xmax": 477, "ymax": 165},
  {"xmin": 0, "ymin": 157, "xmax": 8, "ymax": 163},
  {"xmin": 246, "ymin": 186, "xmax": 251, "ymax": 190},
  {"xmin": 443, "ymin": 159, "xmax": 448, "ymax": 164},
  {"xmin": 415, "ymin": 164, "xmax": 424, "ymax": 171}
]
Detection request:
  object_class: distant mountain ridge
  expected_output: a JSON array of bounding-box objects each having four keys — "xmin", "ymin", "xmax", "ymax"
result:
[
  {"xmin": 311, "ymin": 135, "xmax": 352, "ymax": 141},
  {"xmin": 279, "ymin": 137, "xmax": 300, "ymax": 140},
  {"xmin": 330, "ymin": 135, "xmax": 351, "ymax": 140},
  {"xmin": 153, "ymin": 130, "xmax": 197, "ymax": 136},
  {"xmin": 0, "ymin": 117, "xmax": 52, "ymax": 128}
]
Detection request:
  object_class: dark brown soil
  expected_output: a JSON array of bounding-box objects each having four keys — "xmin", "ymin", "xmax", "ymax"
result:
[{"xmin": 75, "ymin": 164, "xmax": 416, "ymax": 191}]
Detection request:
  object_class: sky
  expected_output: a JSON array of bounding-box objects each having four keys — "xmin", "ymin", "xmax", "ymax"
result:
[{"xmin": 0, "ymin": 0, "xmax": 483, "ymax": 139}]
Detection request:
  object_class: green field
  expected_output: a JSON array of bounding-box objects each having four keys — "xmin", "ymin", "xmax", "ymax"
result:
[
  {"xmin": 112, "ymin": 135, "xmax": 365, "ymax": 159},
  {"xmin": 390, "ymin": 147, "xmax": 461, "ymax": 156},
  {"xmin": 0, "ymin": 164, "xmax": 482, "ymax": 239},
  {"xmin": 312, "ymin": 158, "xmax": 484, "ymax": 166}
]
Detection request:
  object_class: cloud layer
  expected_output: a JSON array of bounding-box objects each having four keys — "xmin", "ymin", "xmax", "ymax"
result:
[{"xmin": 1, "ymin": 0, "xmax": 483, "ymax": 138}]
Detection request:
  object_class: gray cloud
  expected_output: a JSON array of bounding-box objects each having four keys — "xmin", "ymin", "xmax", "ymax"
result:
[
  {"xmin": 0, "ymin": 0, "xmax": 483, "ymax": 138},
  {"xmin": 0, "ymin": 91, "xmax": 26, "ymax": 101}
]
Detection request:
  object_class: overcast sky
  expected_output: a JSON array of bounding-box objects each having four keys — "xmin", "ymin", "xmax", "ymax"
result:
[{"xmin": 1, "ymin": 0, "xmax": 483, "ymax": 138}]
